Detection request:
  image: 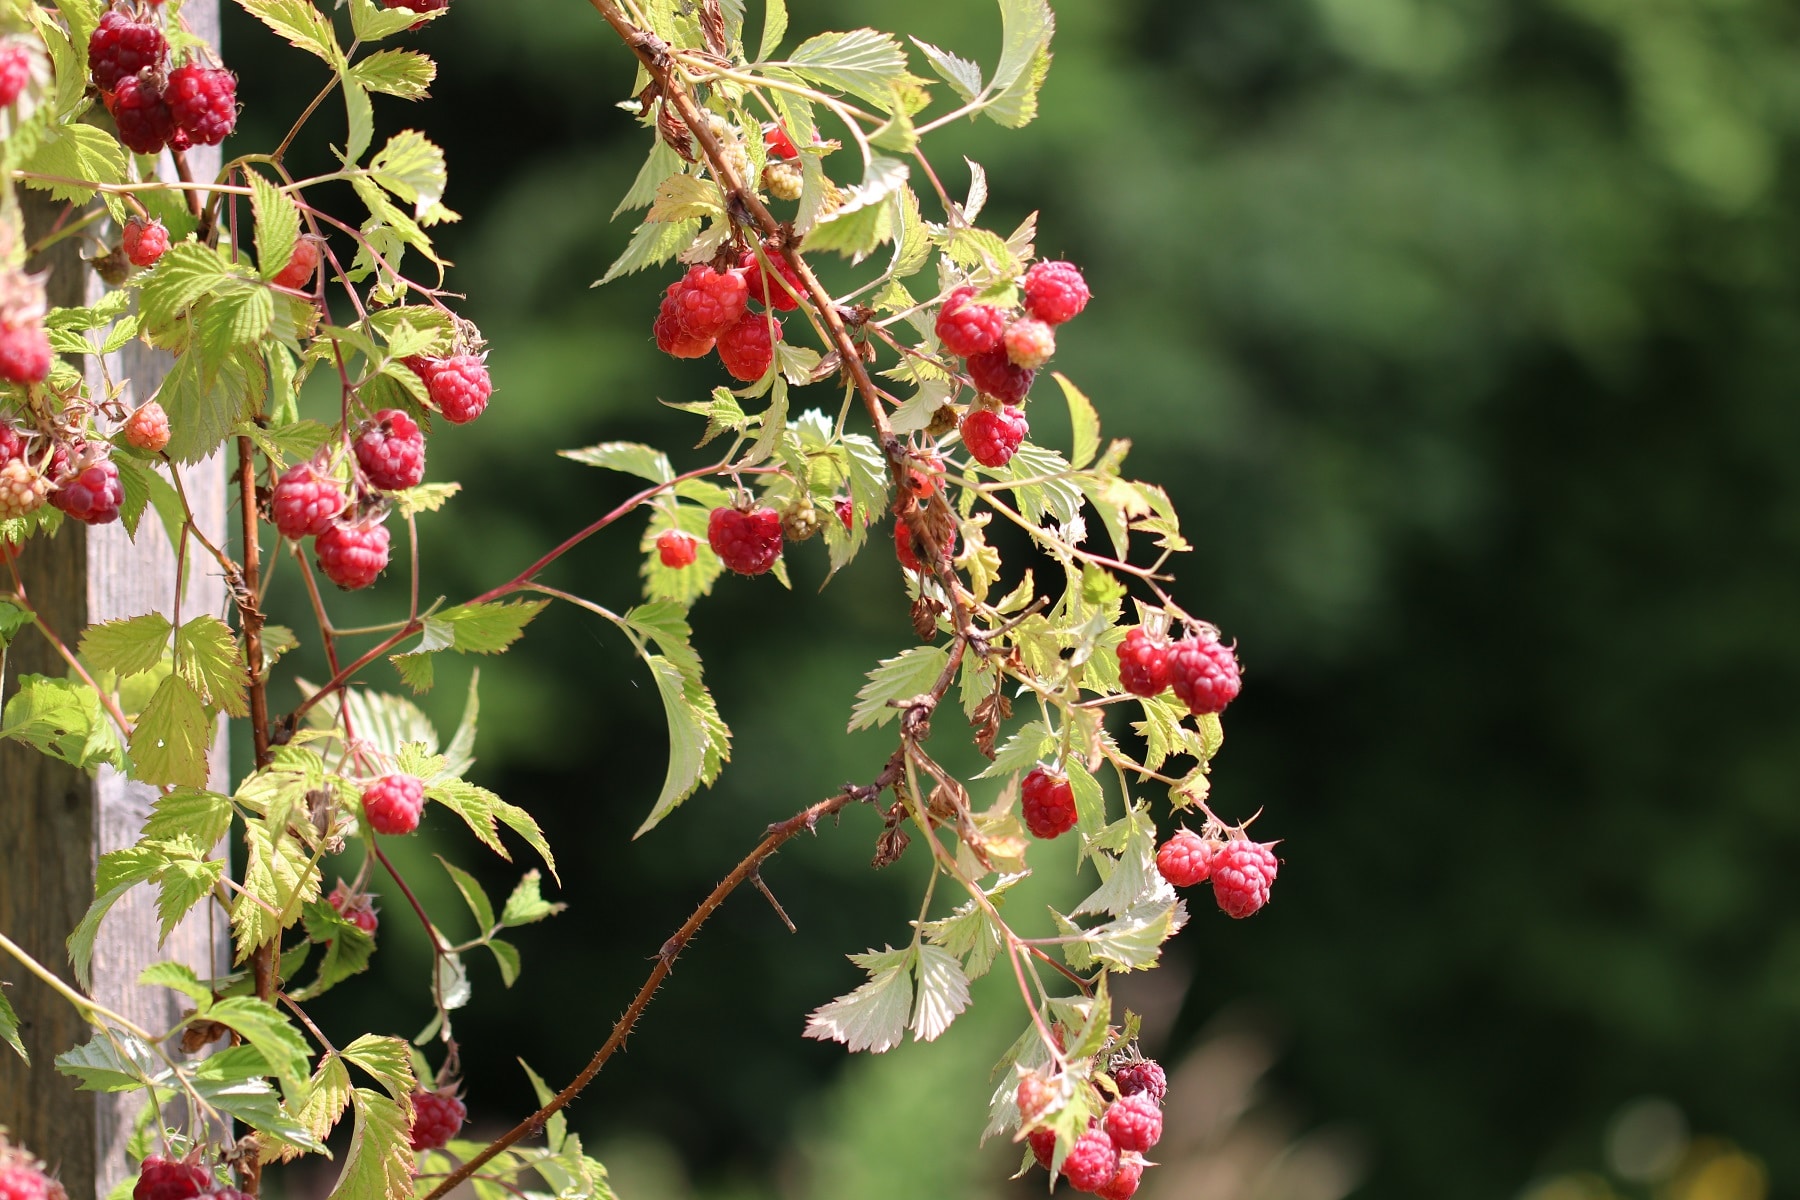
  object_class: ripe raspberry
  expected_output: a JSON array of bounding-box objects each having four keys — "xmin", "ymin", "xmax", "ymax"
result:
[
  {"xmin": 1116, "ymin": 627, "xmax": 1173, "ymax": 697},
  {"xmin": 763, "ymin": 122, "xmax": 799, "ymax": 160},
  {"xmin": 49, "ymin": 459, "xmax": 123, "ymax": 525},
  {"xmin": 270, "ymin": 462, "xmax": 345, "ymax": 539},
  {"xmin": 0, "ymin": 424, "xmax": 21, "ymax": 462},
  {"xmin": 0, "ymin": 41, "xmax": 31, "ymax": 109},
  {"xmin": 656, "ymin": 528, "xmax": 698, "ymax": 568},
  {"xmin": 672, "ymin": 264, "xmax": 749, "ymax": 341},
  {"xmin": 353, "ymin": 409, "xmax": 426, "ymax": 491},
  {"xmin": 906, "ymin": 450, "xmax": 945, "ymax": 500},
  {"xmin": 164, "ymin": 64, "xmax": 235, "ymax": 146},
  {"xmin": 361, "ymin": 773, "xmax": 424, "ymax": 836},
  {"xmin": 89, "ymin": 12, "xmax": 167, "ymax": 94},
  {"xmin": 960, "ymin": 405, "xmax": 1028, "ymax": 468},
  {"xmin": 108, "ymin": 73, "xmax": 174, "ymax": 155},
  {"xmin": 409, "ymin": 1089, "xmax": 467, "ymax": 1151},
  {"xmin": 270, "ymin": 236, "xmax": 320, "ymax": 290},
  {"xmin": 707, "ymin": 505, "xmax": 782, "ymax": 576},
  {"xmin": 1212, "ymin": 838, "xmax": 1279, "ymax": 918},
  {"xmin": 0, "ymin": 1162, "xmax": 51, "ymax": 1200},
  {"xmin": 425, "ymin": 354, "xmax": 491, "ymax": 424},
  {"xmin": 653, "ymin": 285, "xmax": 715, "ymax": 358},
  {"xmin": 1156, "ymin": 828, "xmax": 1214, "ymax": 888},
  {"xmin": 1103, "ymin": 1094, "xmax": 1163, "ymax": 1154},
  {"xmin": 383, "ymin": 0, "xmax": 449, "ymax": 13},
  {"xmin": 1004, "ymin": 317, "xmax": 1056, "ymax": 370},
  {"xmin": 121, "ymin": 217, "xmax": 170, "ymax": 268},
  {"xmin": 894, "ymin": 520, "xmax": 955, "ymax": 574},
  {"xmin": 1023, "ymin": 260, "xmax": 1091, "ymax": 325},
  {"xmin": 935, "ymin": 286, "xmax": 1005, "ymax": 357},
  {"xmin": 1061, "ymin": 1129, "xmax": 1120, "ymax": 1193},
  {"xmin": 741, "ymin": 246, "xmax": 804, "ymax": 311},
  {"xmin": 0, "ymin": 460, "xmax": 48, "ymax": 519},
  {"xmin": 716, "ymin": 309, "xmax": 782, "ymax": 382},
  {"xmin": 834, "ymin": 496, "xmax": 853, "ymax": 530},
  {"xmin": 327, "ymin": 880, "xmax": 379, "ymax": 934},
  {"xmin": 1096, "ymin": 1157, "xmax": 1144, "ymax": 1200},
  {"xmin": 132, "ymin": 1158, "xmax": 210, "ymax": 1200},
  {"xmin": 965, "ymin": 346, "xmax": 1034, "ymax": 404},
  {"xmin": 1020, "ymin": 767, "xmax": 1077, "ymax": 840},
  {"xmin": 1167, "ymin": 630, "xmax": 1241, "ymax": 716},
  {"xmin": 316, "ymin": 516, "xmax": 391, "ymax": 590},
  {"xmin": 1111, "ymin": 1060, "xmax": 1167, "ymax": 1105},
  {"xmin": 0, "ymin": 320, "xmax": 51, "ymax": 384},
  {"xmin": 1027, "ymin": 1129, "xmax": 1057, "ymax": 1170}
]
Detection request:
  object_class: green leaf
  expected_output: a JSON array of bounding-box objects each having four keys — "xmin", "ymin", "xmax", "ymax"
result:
[
  {"xmin": 620, "ymin": 601, "xmax": 702, "ymax": 679},
  {"xmin": 433, "ymin": 600, "xmax": 547, "ymax": 655},
  {"xmin": 1056, "ymin": 372, "xmax": 1100, "ymax": 470},
  {"xmin": 368, "ymin": 129, "xmax": 447, "ymax": 216},
  {"xmin": 157, "ymin": 344, "xmax": 265, "ymax": 465},
  {"xmin": 233, "ymin": 814, "xmax": 322, "ymax": 962},
  {"xmin": 1073, "ymin": 812, "xmax": 1161, "ymax": 918},
  {"xmin": 156, "ymin": 853, "xmax": 223, "ymax": 945},
  {"xmin": 293, "ymin": 902, "xmax": 375, "ymax": 1001},
  {"xmin": 596, "ymin": 217, "xmax": 699, "ymax": 286},
  {"xmin": 209, "ymin": 996, "xmax": 312, "ymax": 1097},
  {"xmin": 803, "ymin": 948, "xmax": 914, "ymax": 1054},
  {"xmin": 756, "ymin": 0, "xmax": 787, "ymax": 60},
  {"xmin": 486, "ymin": 938, "xmax": 520, "ymax": 987},
  {"xmin": 640, "ymin": 500, "xmax": 724, "ymax": 606},
  {"xmin": 130, "ymin": 673, "xmax": 212, "ymax": 788},
  {"xmin": 559, "ymin": 441, "xmax": 674, "ymax": 484},
  {"xmin": 976, "ymin": 719, "xmax": 1054, "ymax": 778},
  {"xmin": 248, "ymin": 170, "xmax": 301, "ymax": 285},
  {"xmin": 0, "ymin": 985, "xmax": 26, "ymax": 1064},
  {"xmin": 349, "ymin": 0, "xmax": 438, "ymax": 39},
  {"xmin": 344, "ymin": 80, "xmax": 374, "ymax": 167},
  {"xmin": 142, "ymin": 787, "xmax": 234, "ymax": 849},
  {"xmin": 911, "ymin": 38, "xmax": 983, "ymax": 102},
  {"xmin": 518, "ymin": 1059, "xmax": 569, "ymax": 1154},
  {"xmin": 500, "ymin": 870, "xmax": 564, "ymax": 927},
  {"xmin": 79, "ymin": 613, "xmax": 171, "ymax": 678},
  {"xmin": 437, "ymin": 856, "xmax": 494, "ymax": 932},
  {"xmin": 139, "ymin": 961, "xmax": 213, "ymax": 1007},
  {"xmin": 19, "ymin": 124, "xmax": 127, "ymax": 205},
  {"xmin": 1064, "ymin": 899, "xmax": 1185, "ymax": 972},
  {"xmin": 174, "ymin": 614, "xmax": 248, "ymax": 718},
  {"xmin": 910, "ymin": 944, "xmax": 972, "ymax": 1042},
  {"xmin": 2, "ymin": 674, "xmax": 125, "ymax": 773},
  {"xmin": 633, "ymin": 654, "xmax": 731, "ymax": 837},
  {"xmin": 784, "ymin": 29, "xmax": 910, "ymax": 109},
  {"xmin": 294, "ymin": 1056, "xmax": 354, "ymax": 1155},
  {"xmin": 645, "ymin": 173, "xmax": 726, "ymax": 224},
  {"xmin": 330, "ymin": 1089, "xmax": 412, "ymax": 1200},
  {"xmin": 349, "ymin": 48, "xmax": 436, "ymax": 99},
  {"xmin": 69, "ymin": 845, "xmax": 168, "ymax": 988},
  {"xmin": 139, "ymin": 242, "xmax": 232, "ymax": 330},
  {"xmin": 234, "ymin": 0, "xmax": 342, "ymax": 63},
  {"xmin": 402, "ymin": 749, "xmax": 558, "ymax": 881},
  {"xmin": 389, "ymin": 481, "xmax": 460, "ymax": 520},
  {"xmin": 54, "ymin": 1034, "xmax": 161, "ymax": 1092},
  {"xmin": 805, "ymin": 159, "xmax": 907, "ymax": 262},
  {"xmin": 199, "ymin": 286, "xmax": 276, "ymax": 355},
  {"xmin": 340, "ymin": 1033, "xmax": 415, "ymax": 1102},
  {"xmin": 612, "ymin": 142, "xmax": 687, "ymax": 219},
  {"xmin": 848, "ymin": 645, "xmax": 950, "ymax": 731},
  {"xmin": 985, "ymin": 0, "xmax": 1055, "ymax": 128},
  {"xmin": 0, "ymin": 600, "xmax": 33, "ymax": 650}
]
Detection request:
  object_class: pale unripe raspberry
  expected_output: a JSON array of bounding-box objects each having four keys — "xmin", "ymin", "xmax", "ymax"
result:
[
  {"xmin": 1167, "ymin": 630, "xmax": 1241, "ymax": 716},
  {"xmin": 763, "ymin": 161, "xmax": 802, "ymax": 200},
  {"xmin": 353, "ymin": 408, "xmax": 426, "ymax": 491},
  {"xmin": 716, "ymin": 310, "xmax": 782, "ymax": 382},
  {"xmin": 0, "ymin": 460, "xmax": 49, "ymax": 519},
  {"xmin": 122, "ymin": 217, "xmax": 170, "ymax": 268},
  {"xmin": 707, "ymin": 505, "xmax": 782, "ymax": 575},
  {"xmin": 409, "ymin": 1089, "xmax": 467, "ymax": 1150},
  {"xmin": 965, "ymin": 345, "xmax": 1034, "ymax": 404},
  {"xmin": 1103, "ymin": 1093, "xmax": 1163, "ymax": 1153},
  {"xmin": 164, "ymin": 64, "xmax": 236, "ymax": 145},
  {"xmin": 1156, "ymin": 828, "xmax": 1214, "ymax": 888},
  {"xmin": 1021, "ymin": 767, "xmax": 1077, "ymax": 839},
  {"xmin": 0, "ymin": 320, "xmax": 51, "ymax": 385},
  {"xmin": 271, "ymin": 237, "xmax": 321, "ymax": 290},
  {"xmin": 124, "ymin": 399, "xmax": 172, "ymax": 452},
  {"xmin": 935, "ymin": 286, "xmax": 1006, "ymax": 357},
  {"xmin": 1061, "ymin": 1129, "xmax": 1121, "ymax": 1193},
  {"xmin": 316, "ymin": 517, "xmax": 390, "ymax": 590},
  {"xmin": 1023, "ymin": 259, "xmax": 1091, "ymax": 325},
  {"xmin": 960, "ymin": 405, "xmax": 1028, "ymax": 468},
  {"xmin": 1212, "ymin": 838, "xmax": 1278, "ymax": 918},
  {"xmin": 1003, "ymin": 317, "xmax": 1056, "ymax": 370},
  {"xmin": 361, "ymin": 773, "xmax": 425, "ymax": 836},
  {"xmin": 1016, "ymin": 1072, "xmax": 1057, "ymax": 1127},
  {"xmin": 657, "ymin": 529, "xmax": 698, "ymax": 568},
  {"xmin": 271, "ymin": 462, "xmax": 345, "ymax": 539}
]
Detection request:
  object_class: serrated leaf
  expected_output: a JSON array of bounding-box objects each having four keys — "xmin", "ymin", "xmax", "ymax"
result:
[
  {"xmin": 803, "ymin": 951, "xmax": 913, "ymax": 1053},
  {"xmin": 432, "ymin": 600, "xmax": 547, "ymax": 656},
  {"xmin": 438, "ymin": 856, "xmax": 494, "ymax": 932},
  {"xmin": 500, "ymin": 870, "xmax": 564, "ymax": 927},
  {"xmin": 349, "ymin": 0, "xmax": 437, "ymax": 39},
  {"xmin": 402, "ymin": 749, "xmax": 558, "ymax": 880},
  {"xmin": 19, "ymin": 123, "xmax": 127, "ymax": 204},
  {"xmin": 68, "ymin": 844, "xmax": 168, "ymax": 988},
  {"xmin": 341, "ymin": 1033, "xmax": 414, "ymax": 1102},
  {"xmin": 1056, "ymin": 373, "xmax": 1100, "ymax": 470},
  {"xmin": 784, "ymin": 29, "xmax": 910, "ymax": 109},
  {"xmin": 139, "ymin": 961, "xmax": 213, "ymax": 1006},
  {"xmin": 849, "ymin": 645, "xmax": 950, "ymax": 731},
  {"xmin": 330, "ymin": 1089, "xmax": 412, "ymax": 1200},
  {"xmin": 248, "ymin": 171, "xmax": 301, "ymax": 284},
  {"xmin": 633, "ymin": 654, "xmax": 731, "ymax": 836},
  {"xmin": 369, "ymin": 129, "xmax": 446, "ymax": 216},
  {"xmin": 209, "ymin": 996, "xmax": 311, "ymax": 1097},
  {"xmin": 985, "ymin": 0, "xmax": 1055, "ymax": 128},
  {"xmin": 156, "ymin": 853, "xmax": 223, "ymax": 945},
  {"xmin": 597, "ymin": 217, "xmax": 698, "ymax": 286},
  {"xmin": 1073, "ymin": 814, "xmax": 1164, "ymax": 918},
  {"xmin": 757, "ymin": 0, "xmax": 788, "ymax": 59},
  {"xmin": 129, "ymin": 673, "xmax": 211, "ymax": 788},
  {"xmin": 975, "ymin": 719, "xmax": 1054, "ymax": 778},
  {"xmin": 235, "ymin": 0, "xmax": 341, "ymax": 62},
  {"xmin": 174, "ymin": 614, "xmax": 248, "ymax": 718},
  {"xmin": 54, "ymin": 1033, "xmax": 162, "ymax": 1092},
  {"xmin": 79, "ymin": 613, "xmax": 171, "ymax": 677},
  {"xmin": 518, "ymin": 1059, "xmax": 569, "ymax": 1154},
  {"xmin": 613, "ymin": 142, "xmax": 688, "ymax": 219},
  {"xmin": 910, "ymin": 944, "xmax": 972, "ymax": 1042},
  {"xmin": 389, "ymin": 481, "xmax": 459, "ymax": 519},
  {"xmin": 233, "ymin": 814, "xmax": 322, "ymax": 962},
  {"xmin": 0, "ymin": 986, "xmax": 26, "ymax": 1064},
  {"xmin": 293, "ymin": 902, "xmax": 375, "ymax": 1001},
  {"xmin": 646, "ymin": 172, "xmax": 725, "ymax": 224},
  {"xmin": 139, "ymin": 243, "xmax": 231, "ymax": 329},
  {"xmin": 560, "ymin": 441, "xmax": 674, "ymax": 484},
  {"xmin": 349, "ymin": 48, "xmax": 435, "ymax": 99},
  {"xmin": 912, "ymin": 38, "xmax": 983, "ymax": 102},
  {"xmin": 487, "ymin": 938, "xmax": 520, "ymax": 987}
]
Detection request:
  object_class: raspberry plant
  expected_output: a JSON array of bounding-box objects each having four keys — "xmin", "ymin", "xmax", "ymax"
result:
[{"xmin": 0, "ymin": 0, "xmax": 1283, "ymax": 1195}]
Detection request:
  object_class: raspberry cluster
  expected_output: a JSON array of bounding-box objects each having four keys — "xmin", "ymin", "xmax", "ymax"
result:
[
  {"xmin": 1156, "ymin": 828, "xmax": 1281, "ymax": 918},
  {"xmin": 653, "ymin": 249, "xmax": 788, "ymax": 382},
  {"xmin": 268, "ymin": 454, "xmax": 396, "ymax": 590},
  {"xmin": 1113, "ymin": 623, "xmax": 1242, "ymax": 716},
  {"xmin": 409, "ymin": 1088, "xmax": 468, "ymax": 1150},
  {"xmin": 92, "ymin": 8, "xmax": 237, "ymax": 156},
  {"xmin": 271, "ymin": 237, "xmax": 321, "ymax": 291},
  {"xmin": 0, "ymin": 423, "xmax": 124, "ymax": 524},
  {"xmin": 1017, "ymin": 1052, "xmax": 1167, "ymax": 1198}
]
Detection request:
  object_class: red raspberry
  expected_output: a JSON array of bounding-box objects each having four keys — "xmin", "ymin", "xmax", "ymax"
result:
[
  {"xmin": 108, "ymin": 72, "xmax": 174, "ymax": 154},
  {"xmin": 271, "ymin": 236, "xmax": 321, "ymax": 290},
  {"xmin": 707, "ymin": 505, "xmax": 782, "ymax": 576},
  {"xmin": 965, "ymin": 346, "xmax": 1034, "ymax": 404},
  {"xmin": 1112, "ymin": 1060, "xmax": 1167, "ymax": 1105},
  {"xmin": 361, "ymin": 773, "xmax": 424, "ymax": 836},
  {"xmin": 656, "ymin": 529, "xmax": 699, "ymax": 568},
  {"xmin": 1155, "ymin": 828, "xmax": 1214, "ymax": 888},
  {"xmin": 0, "ymin": 41, "xmax": 31, "ymax": 109},
  {"xmin": 0, "ymin": 423, "xmax": 22, "ymax": 462},
  {"xmin": 672, "ymin": 264, "xmax": 749, "ymax": 341},
  {"xmin": 1061, "ymin": 1129, "xmax": 1120, "ymax": 1193},
  {"xmin": 1021, "ymin": 767, "xmax": 1077, "ymax": 840},
  {"xmin": 1115, "ymin": 627, "xmax": 1173, "ymax": 697},
  {"xmin": 316, "ymin": 516, "xmax": 391, "ymax": 590},
  {"xmin": 1023, "ymin": 260, "xmax": 1091, "ymax": 325},
  {"xmin": 121, "ymin": 216, "xmax": 170, "ymax": 268},
  {"xmin": 425, "ymin": 354, "xmax": 491, "ymax": 424},
  {"xmin": 741, "ymin": 246, "xmax": 804, "ymax": 311},
  {"xmin": 1096, "ymin": 1157, "xmax": 1144, "ymax": 1200},
  {"xmin": 1028, "ymin": 1128, "xmax": 1057, "ymax": 1169},
  {"xmin": 960, "ymin": 405, "xmax": 1028, "ymax": 468},
  {"xmin": 1212, "ymin": 838, "xmax": 1279, "ymax": 918},
  {"xmin": 716, "ymin": 310, "xmax": 782, "ymax": 382},
  {"xmin": 50, "ymin": 459, "xmax": 123, "ymax": 525},
  {"xmin": 653, "ymin": 287, "xmax": 715, "ymax": 358},
  {"xmin": 133, "ymin": 1158, "xmax": 210, "ymax": 1200},
  {"xmin": 164, "ymin": 64, "xmax": 235, "ymax": 146},
  {"xmin": 1167, "ymin": 630, "xmax": 1241, "ymax": 715},
  {"xmin": 935, "ymin": 286, "xmax": 1005, "ymax": 357},
  {"xmin": 905, "ymin": 450, "xmax": 945, "ymax": 500},
  {"xmin": 834, "ymin": 496, "xmax": 853, "ymax": 531},
  {"xmin": 383, "ymin": 0, "xmax": 449, "ymax": 11},
  {"xmin": 1016, "ymin": 1073, "xmax": 1056, "ymax": 1126},
  {"xmin": 893, "ymin": 520, "xmax": 956, "ymax": 574},
  {"xmin": 1004, "ymin": 317, "xmax": 1056, "ymax": 370},
  {"xmin": 270, "ymin": 462, "xmax": 345, "ymax": 539},
  {"xmin": 353, "ymin": 409, "xmax": 426, "ymax": 491},
  {"xmin": 209, "ymin": 1192, "xmax": 253, "ymax": 1200},
  {"xmin": 762, "ymin": 122, "xmax": 799, "ymax": 160},
  {"xmin": 89, "ymin": 12, "xmax": 167, "ymax": 93},
  {"xmin": 1103, "ymin": 1094, "xmax": 1163, "ymax": 1154},
  {"xmin": 0, "ymin": 320, "xmax": 51, "ymax": 384},
  {"xmin": 0, "ymin": 1162, "xmax": 51, "ymax": 1200},
  {"xmin": 409, "ymin": 1090, "xmax": 467, "ymax": 1150},
  {"xmin": 327, "ymin": 880, "xmax": 379, "ymax": 934}
]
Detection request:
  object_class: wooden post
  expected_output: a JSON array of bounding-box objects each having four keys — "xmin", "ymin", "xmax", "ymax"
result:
[{"xmin": 0, "ymin": 4, "xmax": 225, "ymax": 1194}]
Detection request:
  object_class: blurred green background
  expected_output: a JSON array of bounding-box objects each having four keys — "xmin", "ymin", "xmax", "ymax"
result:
[{"xmin": 225, "ymin": 0, "xmax": 1800, "ymax": 1197}]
